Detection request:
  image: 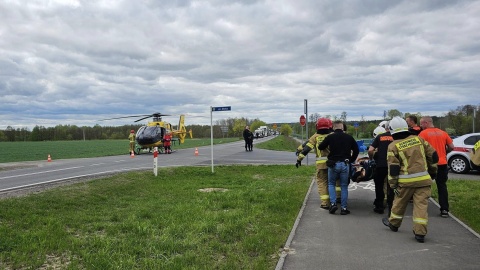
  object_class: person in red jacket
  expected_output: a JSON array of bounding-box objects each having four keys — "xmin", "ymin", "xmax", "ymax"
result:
[
  {"xmin": 419, "ymin": 116, "xmax": 454, "ymax": 218},
  {"xmin": 163, "ymin": 132, "xmax": 172, "ymax": 154}
]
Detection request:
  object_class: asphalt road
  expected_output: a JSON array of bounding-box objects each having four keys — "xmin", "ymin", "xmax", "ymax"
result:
[
  {"xmin": 0, "ymin": 136, "xmax": 293, "ymax": 192},
  {"xmin": 1, "ymin": 136, "xmax": 479, "ymax": 192}
]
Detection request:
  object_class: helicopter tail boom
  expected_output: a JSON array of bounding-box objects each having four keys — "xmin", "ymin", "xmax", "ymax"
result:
[{"xmin": 176, "ymin": 114, "xmax": 192, "ymax": 143}]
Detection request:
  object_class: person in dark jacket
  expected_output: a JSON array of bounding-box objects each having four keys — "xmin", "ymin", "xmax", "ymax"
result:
[
  {"xmin": 368, "ymin": 122, "xmax": 394, "ymax": 214},
  {"xmin": 318, "ymin": 120, "xmax": 359, "ymax": 215},
  {"xmin": 243, "ymin": 126, "xmax": 253, "ymax": 151}
]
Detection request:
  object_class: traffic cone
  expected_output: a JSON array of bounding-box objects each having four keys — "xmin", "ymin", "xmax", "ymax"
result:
[
  {"xmin": 130, "ymin": 151, "xmax": 135, "ymax": 158},
  {"xmin": 47, "ymin": 154, "xmax": 52, "ymax": 162},
  {"xmin": 194, "ymin": 148, "xmax": 199, "ymax": 156}
]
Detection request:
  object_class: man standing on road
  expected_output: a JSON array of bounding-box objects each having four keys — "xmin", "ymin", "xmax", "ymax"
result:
[
  {"xmin": 243, "ymin": 126, "xmax": 253, "ymax": 152},
  {"xmin": 296, "ymin": 118, "xmax": 333, "ymax": 209},
  {"xmin": 318, "ymin": 120, "xmax": 359, "ymax": 215},
  {"xmin": 368, "ymin": 123, "xmax": 393, "ymax": 215},
  {"xmin": 419, "ymin": 116, "xmax": 454, "ymax": 218},
  {"xmin": 382, "ymin": 117, "xmax": 438, "ymax": 243}
]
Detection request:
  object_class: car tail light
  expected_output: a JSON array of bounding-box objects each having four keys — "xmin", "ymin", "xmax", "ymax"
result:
[{"xmin": 453, "ymin": 147, "xmax": 471, "ymax": 153}]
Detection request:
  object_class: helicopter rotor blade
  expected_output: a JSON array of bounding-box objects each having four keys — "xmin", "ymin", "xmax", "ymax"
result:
[
  {"xmin": 151, "ymin": 113, "xmax": 171, "ymax": 117},
  {"xmin": 99, "ymin": 114, "xmax": 152, "ymax": 121},
  {"xmin": 134, "ymin": 116, "xmax": 154, "ymax": 122},
  {"xmin": 100, "ymin": 112, "xmax": 178, "ymax": 123}
]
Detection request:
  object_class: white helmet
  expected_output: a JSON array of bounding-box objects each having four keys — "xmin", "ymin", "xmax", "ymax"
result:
[
  {"xmin": 388, "ymin": 116, "xmax": 409, "ymax": 135},
  {"xmin": 373, "ymin": 126, "xmax": 386, "ymax": 137},
  {"xmin": 378, "ymin": 120, "xmax": 389, "ymax": 129}
]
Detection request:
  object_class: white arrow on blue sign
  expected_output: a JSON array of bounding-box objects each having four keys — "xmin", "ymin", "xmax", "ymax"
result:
[{"xmin": 212, "ymin": 106, "xmax": 231, "ymax": 111}]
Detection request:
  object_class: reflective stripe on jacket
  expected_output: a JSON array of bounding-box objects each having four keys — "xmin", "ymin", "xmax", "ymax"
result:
[
  {"xmin": 387, "ymin": 135, "xmax": 437, "ymax": 188},
  {"xmin": 297, "ymin": 133, "xmax": 330, "ymax": 169}
]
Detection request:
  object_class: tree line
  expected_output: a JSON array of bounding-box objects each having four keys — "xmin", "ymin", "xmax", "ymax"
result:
[
  {"xmin": 293, "ymin": 105, "xmax": 479, "ymax": 139},
  {"xmin": 1, "ymin": 104, "xmax": 478, "ymax": 142}
]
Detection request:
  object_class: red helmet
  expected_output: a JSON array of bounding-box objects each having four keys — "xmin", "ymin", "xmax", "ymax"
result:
[
  {"xmin": 316, "ymin": 118, "xmax": 332, "ymax": 130},
  {"xmin": 130, "ymin": 130, "xmax": 135, "ymax": 133}
]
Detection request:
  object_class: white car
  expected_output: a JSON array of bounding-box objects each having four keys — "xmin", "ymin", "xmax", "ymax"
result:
[{"xmin": 447, "ymin": 132, "xmax": 480, "ymax": 174}]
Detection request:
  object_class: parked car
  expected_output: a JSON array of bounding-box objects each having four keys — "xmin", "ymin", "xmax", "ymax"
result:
[{"xmin": 447, "ymin": 133, "xmax": 480, "ymax": 174}]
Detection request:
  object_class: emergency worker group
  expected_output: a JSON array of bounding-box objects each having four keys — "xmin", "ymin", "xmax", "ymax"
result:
[{"xmin": 295, "ymin": 115, "xmax": 458, "ymax": 243}]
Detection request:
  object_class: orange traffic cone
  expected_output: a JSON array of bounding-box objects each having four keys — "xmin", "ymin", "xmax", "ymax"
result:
[
  {"xmin": 47, "ymin": 154, "xmax": 52, "ymax": 162},
  {"xmin": 130, "ymin": 151, "xmax": 135, "ymax": 158},
  {"xmin": 194, "ymin": 148, "xmax": 199, "ymax": 156}
]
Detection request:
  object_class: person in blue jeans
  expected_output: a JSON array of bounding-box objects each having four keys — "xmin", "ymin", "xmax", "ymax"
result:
[{"xmin": 318, "ymin": 120, "xmax": 359, "ymax": 215}]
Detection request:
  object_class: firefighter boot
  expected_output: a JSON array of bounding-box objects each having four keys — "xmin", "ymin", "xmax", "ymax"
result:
[{"xmin": 382, "ymin": 218, "xmax": 398, "ymax": 232}]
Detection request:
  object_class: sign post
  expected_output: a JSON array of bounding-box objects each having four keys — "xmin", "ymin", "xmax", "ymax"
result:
[
  {"xmin": 153, "ymin": 147, "xmax": 158, "ymax": 176},
  {"xmin": 211, "ymin": 106, "xmax": 232, "ymax": 173},
  {"xmin": 474, "ymin": 109, "xmax": 476, "ymax": 133}
]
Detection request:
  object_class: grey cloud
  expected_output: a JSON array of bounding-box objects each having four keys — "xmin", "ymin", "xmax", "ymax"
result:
[{"xmin": 1, "ymin": 0, "xmax": 479, "ymax": 129}]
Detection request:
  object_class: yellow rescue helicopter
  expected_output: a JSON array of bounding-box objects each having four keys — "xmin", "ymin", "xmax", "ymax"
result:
[{"xmin": 102, "ymin": 113, "xmax": 192, "ymax": 154}]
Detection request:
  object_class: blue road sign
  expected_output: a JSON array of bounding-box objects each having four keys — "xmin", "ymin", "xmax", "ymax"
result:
[{"xmin": 212, "ymin": 106, "xmax": 231, "ymax": 112}]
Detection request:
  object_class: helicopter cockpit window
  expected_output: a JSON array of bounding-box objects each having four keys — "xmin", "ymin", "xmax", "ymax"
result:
[{"xmin": 136, "ymin": 125, "xmax": 165, "ymax": 145}]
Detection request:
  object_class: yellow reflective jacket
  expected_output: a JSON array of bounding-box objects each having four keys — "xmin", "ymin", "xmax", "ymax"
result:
[
  {"xmin": 387, "ymin": 135, "xmax": 438, "ymax": 188},
  {"xmin": 128, "ymin": 133, "xmax": 136, "ymax": 143},
  {"xmin": 297, "ymin": 133, "xmax": 330, "ymax": 169},
  {"xmin": 471, "ymin": 140, "xmax": 480, "ymax": 166}
]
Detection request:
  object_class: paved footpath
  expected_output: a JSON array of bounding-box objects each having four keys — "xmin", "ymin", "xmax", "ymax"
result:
[{"xmin": 277, "ymin": 180, "xmax": 480, "ymax": 270}]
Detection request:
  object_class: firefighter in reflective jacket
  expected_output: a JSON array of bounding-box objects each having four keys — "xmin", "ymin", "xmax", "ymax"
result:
[
  {"xmin": 295, "ymin": 118, "xmax": 334, "ymax": 209},
  {"xmin": 382, "ymin": 117, "xmax": 438, "ymax": 243},
  {"xmin": 163, "ymin": 132, "xmax": 172, "ymax": 154},
  {"xmin": 471, "ymin": 140, "xmax": 480, "ymax": 166},
  {"xmin": 128, "ymin": 130, "xmax": 136, "ymax": 154}
]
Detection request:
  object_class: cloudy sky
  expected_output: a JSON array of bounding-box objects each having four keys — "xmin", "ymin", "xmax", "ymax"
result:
[{"xmin": 1, "ymin": 0, "xmax": 479, "ymax": 129}]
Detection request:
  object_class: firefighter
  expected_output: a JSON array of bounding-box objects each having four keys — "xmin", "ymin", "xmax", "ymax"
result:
[
  {"xmin": 368, "ymin": 124, "xmax": 393, "ymax": 215},
  {"xmin": 295, "ymin": 118, "xmax": 333, "ymax": 209},
  {"xmin": 163, "ymin": 131, "xmax": 172, "ymax": 154},
  {"xmin": 471, "ymin": 140, "xmax": 480, "ymax": 166},
  {"xmin": 382, "ymin": 117, "xmax": 438, "ymax": 243},
  {"xmin": 372, "ymin": 126, "xmax": 386, "ymax": 138},
  {"xmin": 128, "ymin": 130, "xmax": 136, "ymax": 154}
]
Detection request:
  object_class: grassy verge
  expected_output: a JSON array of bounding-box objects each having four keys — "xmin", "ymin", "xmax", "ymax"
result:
[
  {"xmin": 256, "ymin": 135, "xmax": 300, "ymax": 152},
  {"xmin": 431, "ymin": 180, "xmax": 480, "ymax": 233},
  {"xmin": 0, "ymin": 138, "xmax": 240, "ymax": 163},
  {"xmin": 0, "ymin": 165, "xmax": 313, "ymax": 269}
]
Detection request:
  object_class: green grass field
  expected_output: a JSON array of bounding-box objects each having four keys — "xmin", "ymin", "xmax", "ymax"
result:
[
  {"xmin": 0, "ymin": 138, "xmax": 241, "ymax": 163},
  {"xmin": 0, "ymin": 165, "xmax": 313, "ymax": 269}
]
